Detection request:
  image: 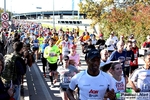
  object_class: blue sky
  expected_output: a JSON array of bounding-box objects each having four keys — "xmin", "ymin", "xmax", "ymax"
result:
[{"xmin": 0, "ymin": 0, "xmax": 80, "ymax": 13}]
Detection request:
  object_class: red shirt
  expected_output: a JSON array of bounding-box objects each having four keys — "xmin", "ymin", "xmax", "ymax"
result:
[
  {"xmin": 142, "ymin": 41, "xmax": 150, "ymax": 48},
  {"xmin": 130, "ymin": 47, "xmax": 139, "ymax": 66}
]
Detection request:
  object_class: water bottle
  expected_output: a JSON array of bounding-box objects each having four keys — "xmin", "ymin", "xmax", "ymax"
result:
[{"xmin": 116, "ymin": 92, "xmax": 121, "ymax": 100}]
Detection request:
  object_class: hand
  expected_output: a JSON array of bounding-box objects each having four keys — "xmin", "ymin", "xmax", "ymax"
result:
[
  {"xmin": 135, "ymin": 88, "xmax": 141, "ymax": 92},
  {"xmin": 133, "ymin": 60, "xmax": 136, "ymax": 64},
  {"xmin": 104, "ymin": 89, "xmax": 115, "ymax": 100},
  {"xmin": 7, "ymin": 88, "xmax": 14, "ymax": 97}
]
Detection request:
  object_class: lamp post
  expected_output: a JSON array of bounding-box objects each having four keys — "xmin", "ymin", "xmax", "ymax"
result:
[
  {"xmin": 4, "ymin": 0, "xmax": 6, "ymax": 12},
  {"xmin": 53, "ymin": 0, "xmax": 55, "ymax": 28},
  {"xmin": 36, "ymin": 7, "xmax": 42, "ymax": 19},
  {"xmin": 78, "ymin": 0, "xmax": 82, "ymax": 19}
]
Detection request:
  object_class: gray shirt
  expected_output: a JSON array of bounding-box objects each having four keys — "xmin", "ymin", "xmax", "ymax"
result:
[{"xmin": 57, "ymin": 65, "xmax": 78, "ymax": 85}]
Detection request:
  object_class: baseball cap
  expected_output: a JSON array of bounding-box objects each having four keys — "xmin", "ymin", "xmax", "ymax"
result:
[
  {"xmin": 86, "ymin": 49, "xmax": 100, "ymax": 60},
  {"xmin": 63, "ymin": 55, "xmax": 69, "ymax": 60},
  {"xmin": 70, "ymin": 44, "xmax": 77, "ymax": 49}
]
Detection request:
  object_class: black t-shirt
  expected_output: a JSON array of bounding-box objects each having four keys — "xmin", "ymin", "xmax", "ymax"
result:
[{"xmin": 83, "ymin": 44, "xmax": 95, "ymax": 54}]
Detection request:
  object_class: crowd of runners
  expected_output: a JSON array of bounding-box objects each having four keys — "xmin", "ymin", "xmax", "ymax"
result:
[{"xmin": 0, "ymin": 19, "xmax": 150, "ymax": 100}]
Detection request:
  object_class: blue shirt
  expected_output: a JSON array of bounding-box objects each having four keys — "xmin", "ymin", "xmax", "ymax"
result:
[
  {"xmin": 40, "ymin": 43, "xmax": 49, "ymax": 53},
  {"xmin": 108, "ymin": 50, "xmax": 126, "ymax": 67}
]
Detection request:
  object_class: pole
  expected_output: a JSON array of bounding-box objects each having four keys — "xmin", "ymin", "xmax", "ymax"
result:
[
  {"xmin": 4, "ymin": 0, "xmax": 6, "ymax": 13},
  {"xmin": 53, "ymin": 0, "xmax": 55, "ymax": 28},
  {"xmin": 78, "ymin": 0, "xmax": 82, "ymax": 19},
  {"xmin": 72, "ymin": 0, "xmax": 74, "ymax": 19}
]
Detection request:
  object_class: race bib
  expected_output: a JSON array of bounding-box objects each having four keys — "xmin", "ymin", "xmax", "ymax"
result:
[{"xmin": 63, "ymin": 77, "xmax": 72, "ymax": 83}]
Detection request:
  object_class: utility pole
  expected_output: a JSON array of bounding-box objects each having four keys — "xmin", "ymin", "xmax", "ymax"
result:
[
  {"xmin": 4, "ymin": 0, "xmax": 6, "ymax": 13},
  {"xmin": 53, "ymin": 0, "xmax": 55, "ymax": 28},
  {"xmin": 72, "ymin": 0, "xmax": 74, "ymax": 19}
]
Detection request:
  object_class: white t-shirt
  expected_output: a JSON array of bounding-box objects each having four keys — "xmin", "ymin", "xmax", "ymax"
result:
[
  {"xmin": 112, "ymin": 76, "xmax": 126, "ymax": 93},
  {"xmin": 92, "ymin": 39, "xmax": 97, "ymax": 45},
  {"xmin": 61, "ymin": 40, "xmax": 72, "ymax": 55},
  {"xmin": 130, "ymin": 67, "xmax": 150, "ymax": 92},
  {"xmin": 69, "ymin": 70, "xmax": 114, "ymax": 100}
]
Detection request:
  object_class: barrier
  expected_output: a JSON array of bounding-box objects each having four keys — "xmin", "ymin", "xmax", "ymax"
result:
[{"xmin": 57, "ymin": 20, "xmax": 82, "ymax": 24}]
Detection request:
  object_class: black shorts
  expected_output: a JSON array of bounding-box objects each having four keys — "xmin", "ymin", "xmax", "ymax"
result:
[
  {"xmin": 47, "ymin": 62, "xmax": 58, "ymax": 71},
  {"xmin": 60, "ymin": 83, "xmax": 69, "ymax": 91},
  {"xmin": 32, "ymin": 47, "xmax": 39, "ymax": 51}
]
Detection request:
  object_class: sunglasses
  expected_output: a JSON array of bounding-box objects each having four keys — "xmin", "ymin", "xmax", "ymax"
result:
[{"xmin": 64, "ymin": 59, "xmax": 69, "ymax": 61}]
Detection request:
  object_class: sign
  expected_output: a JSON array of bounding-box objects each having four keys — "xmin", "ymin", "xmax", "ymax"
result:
[
  {"xmin": 1, "ymin": 13, "xmax": 9, "ymax": 21},
  {"xmin": 2, "ymin": 21, "xmax": 9, "ymax": 28}
]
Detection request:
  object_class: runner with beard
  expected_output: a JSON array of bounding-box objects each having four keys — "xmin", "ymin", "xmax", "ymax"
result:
[{"xmin": 66, "ymin": 49, "xmax": 115, "ymax": 100}]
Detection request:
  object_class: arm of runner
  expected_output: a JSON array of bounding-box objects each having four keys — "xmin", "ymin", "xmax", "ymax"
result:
[
  {"xmin": 43, "ymin": 47, "xmax": 49, "ymax": 58},
  {"xmin": 104, "ymin": 73, "xmax": 116, "ymax": 100},
  {"xmin": 129, "ymin": 70, "xmax": 141, "ymax": 92},
  {"xmin": 66, "ymin": 74, "xmax": 78, "ymax": 100},
  {"xmin": 128, "ymin": 79, "xmax": 141, "ymax": 92},
  {"xmin": 66, "ymin": 88, "xmax": 76, "ymax": 100}
]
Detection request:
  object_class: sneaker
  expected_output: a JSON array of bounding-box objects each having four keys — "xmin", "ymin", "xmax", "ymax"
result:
[
  {"xmin": 51, "ymin": 84, "xmax": 54, "ymax": 88},
  {"xmin": 53, "ymin": 79, "xmax": 57, "ymax": 84}
]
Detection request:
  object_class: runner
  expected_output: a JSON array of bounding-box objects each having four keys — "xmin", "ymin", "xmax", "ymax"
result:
[
  {"xmin": 66, "ymin": 49, "xmax": 115, "ymax": 100},
  {"xmin": 129, "ymin": 51, "xmax": 150, "ymax": 93},
  {"xmin": 44, "ymin": 38, "xmax": 60, "ymax": 87}
]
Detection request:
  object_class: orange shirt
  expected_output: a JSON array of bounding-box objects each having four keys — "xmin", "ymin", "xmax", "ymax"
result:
[{"xmin": 83, "ymin": 35, "xmax": 90, "ymax": 41}]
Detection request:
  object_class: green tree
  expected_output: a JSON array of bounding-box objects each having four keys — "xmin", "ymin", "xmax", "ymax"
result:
[{"xmin": 79, "ymin": 0, "xmax": 150, "ymax": 47}]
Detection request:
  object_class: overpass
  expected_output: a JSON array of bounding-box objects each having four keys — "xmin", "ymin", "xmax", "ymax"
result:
[{"xmin": 12, "ymin": 10, "xmax": 86, "ymax": 19}]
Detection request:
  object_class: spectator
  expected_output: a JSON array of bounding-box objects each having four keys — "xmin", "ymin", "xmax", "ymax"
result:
[
  {"xmin": 66, "ymin": 49, "xmax": 115, "ymax": 100},
  {"xmin": 13, "ymin": 41, "xmax": 27, "ymax": 100},
  {"xmin": 0, "ymin": 53, "xmax": 14, "ymax": 100}
]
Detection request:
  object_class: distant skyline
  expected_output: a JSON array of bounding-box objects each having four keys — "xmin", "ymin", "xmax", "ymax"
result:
[{"xmin": 0, "ymin": 0, "xmax": 81, "ymax": 13}]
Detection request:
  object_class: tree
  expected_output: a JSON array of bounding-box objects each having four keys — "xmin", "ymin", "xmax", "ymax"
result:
[{"xmin": 79, "ymin": 0, "xmax": 150, "ymax": 47}]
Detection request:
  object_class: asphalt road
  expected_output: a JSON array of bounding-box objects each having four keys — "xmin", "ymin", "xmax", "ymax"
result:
[{"xmin": 21, "ymin": 42, "xmax": 145, "ymax": 100}]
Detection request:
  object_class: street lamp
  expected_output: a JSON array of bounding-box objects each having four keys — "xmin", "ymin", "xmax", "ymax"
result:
[
  {"xmin": 36, "ymin": 7, "xmax": 42, "ymax": 19},
  {"xmin": 53, "ymin": 0, "xmax": 55, "ymax": 28},
  {"xmin": 4, "ymin": 0, "xmax": 6, "ymax": 12}
]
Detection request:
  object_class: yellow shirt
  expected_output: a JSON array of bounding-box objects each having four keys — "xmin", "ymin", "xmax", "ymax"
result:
[
  {"xmin": 37, "ymin": 37, "xmax": 44, "ymax": 45},
  {"xmin": 44, "ymin": 45, "xmax": 60, "ymax": 64}
]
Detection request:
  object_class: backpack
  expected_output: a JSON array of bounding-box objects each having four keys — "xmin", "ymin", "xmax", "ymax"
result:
[{"xmin": 1, "ymin": 53, "xmax": 19, "ymax": 84}]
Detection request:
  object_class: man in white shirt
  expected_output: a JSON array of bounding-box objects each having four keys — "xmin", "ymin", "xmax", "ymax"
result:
[
  {"xmin": 66, "ymin": 49, "xmax": 115, "ymax": 100},
  {"xmin": 100, "ymin": 49, "xmax": 109, "ymax": 67},
  {"xmin": 129, "ymin": 51, "xmax": 150, "ymax": 92}
]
